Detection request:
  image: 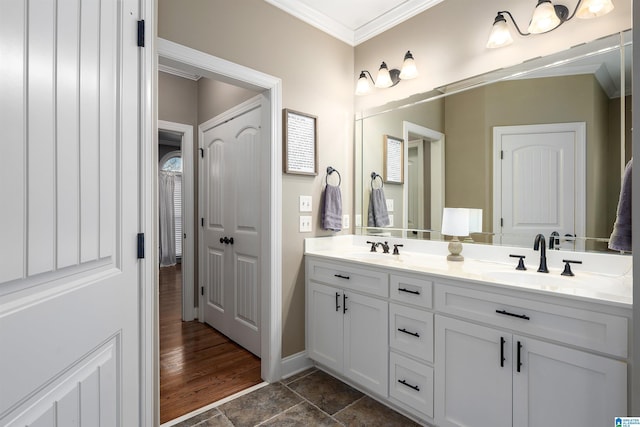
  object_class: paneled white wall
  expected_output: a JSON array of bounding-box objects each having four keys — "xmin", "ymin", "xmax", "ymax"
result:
[{"xmin": 0, "ymin": 0, "xmax": 116, "ymax": 285}]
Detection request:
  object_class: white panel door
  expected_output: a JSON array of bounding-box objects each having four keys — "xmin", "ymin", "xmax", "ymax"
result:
[
  {"xmin": 513, "ymin": 337, "xmax": 627, "ymax": 427},
  {"xmin": 201, "ymin": 99, "xmax": 262, "ymax": 356},
  {"xmin": 0, "ymin": 0, "xmax": 141, "ymax": 425},
  {"xmin": 494, "ymin": 123, "xmax": 585, "ymax": 248}
]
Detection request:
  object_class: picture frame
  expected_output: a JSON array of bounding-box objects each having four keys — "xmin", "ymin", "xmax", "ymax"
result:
[
  {"xmin": 283, "ymin": 108, "xmax": 318, "ymax": 175},
  {"xmin": 383, "ymin": 134, "xmax": 404, "ymax": 184}
]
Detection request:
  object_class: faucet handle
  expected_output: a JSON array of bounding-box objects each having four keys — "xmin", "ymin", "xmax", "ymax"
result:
[
  {"xmin": 393, "ymin": 244, "xmax": 404, "ymax": 255},
  {"xmin": 366, "ymin": 241, "xmax": 377, "ymax": 252},
  {"xmin": 561, "ymin": 259, "xmax": 582, "ymax": 276},
  {"xmin": 509, "ymin": 254, "xmax": 527, "ymax": 271}
]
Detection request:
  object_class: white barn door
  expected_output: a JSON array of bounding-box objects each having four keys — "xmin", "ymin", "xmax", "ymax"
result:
[
  {"xmin": 493, "ymin": 123, "xmax": 586, "ymax": 248},
  {"xmin": 0, "ymin": 0, "xmax": 142, "ymax": 425},
  {"xmin": 200, "ymin": 98, "xmax": 262, "ymax": 357}
]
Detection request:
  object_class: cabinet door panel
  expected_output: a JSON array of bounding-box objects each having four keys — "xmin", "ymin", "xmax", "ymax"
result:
[
  {"xmin": 435, "ymin": 316, "xmax": 512, "ymax": 427},
  {"xmin": 307, "ymin": 281, "xmax": 343, "ymax": 372},
  {"xmin": 344, "ymin": 292, "xmax": 388, "ymax": 396},
  {"xmin": 513, "ymin": 337, "xmax": 627, "ymax": 427}
]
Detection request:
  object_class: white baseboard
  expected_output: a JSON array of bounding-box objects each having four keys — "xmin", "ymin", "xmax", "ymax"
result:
[{"xmin": 280, "ymin": 351, "xmax": 313, "ymax": 379}]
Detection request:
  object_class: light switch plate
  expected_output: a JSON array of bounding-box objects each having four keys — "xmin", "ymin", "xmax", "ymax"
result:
[
  {"xmin": 343, "ymin": 214, "xmax": 350, "ymax": 229},
  {"xmin": 355, "ymin": 214, "xmax": 362, "ymax": 227},
  {"xmin": 299, "ymin": 215, "xmax": 312, "ymax": 232},
  {"xmin": 299, "ymin": 195, "xmax": 312, "ymax": 212},
  {"xmin": 388, "ymin": 214, "xmax": 394, "ymax": 227},
  {"xmin": 386, "ymin": 199, "xmax": 394, "ymax": 212}
]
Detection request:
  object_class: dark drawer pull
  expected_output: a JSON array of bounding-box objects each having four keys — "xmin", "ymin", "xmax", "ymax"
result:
[
  {"xmin": 496, "ymin": 309, "xmax": 530, "ymax": 321},
  {"xmin": 398, "ymin": 379, "xmax": 420, "ymax": 392},
  {"xmin": 334, "ymin": 274, "xmax": 350, "ymax": 280},
  {"xmin": 398, "ymin": 287, "xmax": 420, "ymax": 295},
  {"xmin": 398, "ymin": 328, "xmax": 420, "ymax": 338}
]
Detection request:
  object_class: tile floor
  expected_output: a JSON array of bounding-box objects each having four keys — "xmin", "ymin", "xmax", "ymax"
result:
[{"xmin": 171, "ymin": 368, "xmax": 422, "ymax": 427}]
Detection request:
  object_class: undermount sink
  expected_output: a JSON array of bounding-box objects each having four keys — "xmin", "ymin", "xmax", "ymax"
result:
[{"xmin": 481, "ymin": 269, "xmax": 622, "ymax": 291}]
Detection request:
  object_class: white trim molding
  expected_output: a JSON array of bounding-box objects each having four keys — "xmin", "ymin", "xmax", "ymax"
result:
[
  {"xmin": 157, "ymin": 38, "xmax": 283, "ymax": 383},
  {"xmin": 280, "ymin": 351, "xmax": 314, "ymax": 379}
]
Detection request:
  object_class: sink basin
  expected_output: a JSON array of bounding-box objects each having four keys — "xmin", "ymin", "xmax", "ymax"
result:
[{"xmin": 481, "ymin": 269, "xmax": 622, "ymax": 291}]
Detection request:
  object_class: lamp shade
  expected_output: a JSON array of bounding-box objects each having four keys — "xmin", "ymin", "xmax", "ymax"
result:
[
  {"xmin": 575, "ymin": 0, "xmax": 614, "ymax": 18},
  {"xmin": 375, "ymin": 62, "xmax": 393, "ymax": 88},
  {"xmin": 441, "ymin": 208, "xmax": 470, "ymax": 237},
  {"xmin": 487, "ymin": 13, "xmax": 514, "ymax": 48},
  {"xmin": 528, "ymin": 0, "xmax": 561, "ymax": 34},
  {"xmin": 399, "ymin": 51, "xmax": 418, "ymax": 80},
  {"xmin": 355, "ymin": 71, "xmax": 371, "ymax": 95}
]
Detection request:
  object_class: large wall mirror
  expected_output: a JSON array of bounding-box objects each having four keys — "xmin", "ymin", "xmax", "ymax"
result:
[{"xmin": 355, "ymin": 30, "xmax": 632, "ymax": 253}]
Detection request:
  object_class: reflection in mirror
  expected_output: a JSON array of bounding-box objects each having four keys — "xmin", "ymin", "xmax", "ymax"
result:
[{"xmin": 355, "ymin": 30, "xmax": 632, "ymax": 253}]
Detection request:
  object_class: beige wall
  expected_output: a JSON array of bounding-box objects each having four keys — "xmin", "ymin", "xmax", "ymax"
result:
[
  {"xmin": 198, "ymin": 79, "xmax": 259, "ymax": 125},
  {"xmin": 354, "ymin": 0, "xmax": 631, "ymax": 111},
  {"xmin": 158, "ymin": 0, "xmax": 354, "ymax": 357},
  {"xmin": 158, "ymin": 71, "xmax": 198, "ymax": 128}
]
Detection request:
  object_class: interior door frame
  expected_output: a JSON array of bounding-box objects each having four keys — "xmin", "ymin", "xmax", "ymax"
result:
[
  {"xmin": 156, "ymin": 38, "xmax": 283, "ymax": 385},
  {"xmin": 402, "ymin": 121, "xmax": 445, "ymax": 234},
  {"xmin": 492, "ymin": 122, "xmax": 586, "ymax": 245},
  {"xmin": 158, "ymin": 120, "xmax": 195, "ymax": 321}
]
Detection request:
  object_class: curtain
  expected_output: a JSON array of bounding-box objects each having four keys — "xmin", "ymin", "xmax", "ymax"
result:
[{"xmin": 159, "ymin": 171, "xmax": 177, "ymax": 267}]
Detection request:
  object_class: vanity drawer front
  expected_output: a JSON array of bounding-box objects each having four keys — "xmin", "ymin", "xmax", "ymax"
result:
[
  {"xmin": 306, "ymin": 259, "xmax": 388, "ymax": 297},
  {"xmin": 390, "ymin": 303, "xmax": 433, "ymax": 363},
  {"xmin": 390, "ymin": 274, "xmax": 433, "ymax": 308},
  {"xmin": 434, "ymin": 283, "xmax": 628, "ymax": 358},
  {"xmin": 389, "ymin": 352, "xmax": 434, "ymax": 419}
]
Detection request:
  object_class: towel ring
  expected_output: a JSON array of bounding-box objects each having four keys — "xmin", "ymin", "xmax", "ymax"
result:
[
  {"xmin": 326, "ymin": 166, "xmax": 341, "ymax": 186},
  {"xmin": 370, "ymin": 172, "xmax": 383, "ymax": 189}
]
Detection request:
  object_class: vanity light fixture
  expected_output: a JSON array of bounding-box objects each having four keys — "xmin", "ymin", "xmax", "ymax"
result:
[
  {"xmin": 441, "ymin": 208, "xmax": 470, "ymax": 262},
  {"xmin": 356, "ymin": 51, "xmax": 418, "ymax": 95},
  {"xmin": 486, "ymin": 0, "xmax": 614, "ymax": 49}
]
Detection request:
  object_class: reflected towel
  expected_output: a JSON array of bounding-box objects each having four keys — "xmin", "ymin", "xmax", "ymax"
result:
[
  {"xmin": 368, "ymin": 188, "xmax": 390, "ymax": 227},
  {"xmin": 609, "ymin": 158, "xmax": 632, "ymax": 252},
  {"xmin": 322, "ymin": 184, "xmax": 342, "ymax": 231}
]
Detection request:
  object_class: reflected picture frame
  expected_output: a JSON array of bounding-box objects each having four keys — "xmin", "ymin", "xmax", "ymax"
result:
[{"xmin": 383, "ymin": 134, "xmax": 404, "ymax": 184}]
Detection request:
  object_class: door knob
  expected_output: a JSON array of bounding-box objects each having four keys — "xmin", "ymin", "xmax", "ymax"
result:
[
  {"xmin": 223, "ymin": 237, "xmax": 230, "ymax": 244},
  {"xmin": 220, "ymin": 237, "xmax": 224, "ymax": 244},
  {"xmin": 229, "ymin": 237, "xmax": 234, "ymax": 245}
]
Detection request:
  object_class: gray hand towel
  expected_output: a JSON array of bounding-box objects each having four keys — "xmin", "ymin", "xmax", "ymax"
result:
[
  {"xmin": 609, "ymin": 158, "xmax": 632, "ymax": 252},
  {"xmin": 367, "ymin": 188, "xmax": 390, "ymax": 227},
  {"xmin": 322, "ymin": 184, "xmax": 342, "ymax": 231}
]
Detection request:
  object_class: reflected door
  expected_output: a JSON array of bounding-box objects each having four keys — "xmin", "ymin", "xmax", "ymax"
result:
[{"xmin": 494, "ymin": 123, "xmax": 586, "ymax": 249}]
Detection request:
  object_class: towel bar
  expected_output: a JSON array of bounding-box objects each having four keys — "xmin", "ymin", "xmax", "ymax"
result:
[
  {"xmin": 326, "ymin": 166, "xmax": 341, "ymax": 186},
  {"xmin": 370, "ymin": 172, "xmax": 384, "ymax": 189}
]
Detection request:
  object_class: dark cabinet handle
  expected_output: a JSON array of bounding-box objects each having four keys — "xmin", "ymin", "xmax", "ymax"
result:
[
  {"xmin": 398, "ymin": 328, "xmax": 420, "ymax": 338},
  {"xmin": 343, "ymin": 294, "xmax": 348, "ymax": 314},
  {"xmin": 335, "ymin": 292, "xmax": 340, "ymax": 312},
  {"xmin": 334, "ymin": 274, "xmax": 350, "ymax": 280},
  {"xmin": 517, "ymin": 341, "xmax": 523, "ymax": 373},
  {"xmin": 398, "ymin": 287, "xmax": 420, "ymax": 295},
  {"xmin": 496, "ymin": 309, "xmax": 530, "ymax": 321},
  {"xmin": 500, "ymin": 337, "xmax": 505, "ymax": 367},
  {"xmin": 398, "ymin": 379, "xmax": 420, "ymax": 392}
]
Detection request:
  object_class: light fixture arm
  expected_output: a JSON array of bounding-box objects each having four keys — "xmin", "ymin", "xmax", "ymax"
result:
[
  {"xmin": 497, "ymin": 10, "xmax": 530, "ymax": 36},
  {"xmin": 360, "ymin": 69, "xmax": 376, "ymax": 85},
  {"xmin": 498, "ymin": 0, "xmax": 584, "ymax": 37}
]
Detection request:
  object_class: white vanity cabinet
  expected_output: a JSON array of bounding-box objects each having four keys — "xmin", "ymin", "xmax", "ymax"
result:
[
  {"xmin": 305, "ymin": 243, "xmax": 630, "ymax": 427},
  {"xmin": 306, "ymin": 259, "xmax": 389, "ymax": 396},
  {"xmin": 434, "ymin": 283, "xmax": 628, "ymax": 427}
]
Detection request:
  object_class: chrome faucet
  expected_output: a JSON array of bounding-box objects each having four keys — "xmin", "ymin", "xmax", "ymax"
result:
[
  {"xmin": 533, "ymin": 234, "xmax": 549, "ymax": 273},
  {"xmin": 549, "ymin": 231, "xmax": 560, "ymax": 250}
]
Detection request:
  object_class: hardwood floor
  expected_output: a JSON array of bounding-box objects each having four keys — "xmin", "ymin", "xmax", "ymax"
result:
[{"xmin": 160, "ymin": 265, "xmax": 262, "ymax": 424}]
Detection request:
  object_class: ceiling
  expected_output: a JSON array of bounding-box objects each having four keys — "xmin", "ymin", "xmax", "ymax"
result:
[{"xmin": 263, "ymin": 0, "xmax": 445, "ymax": 46}]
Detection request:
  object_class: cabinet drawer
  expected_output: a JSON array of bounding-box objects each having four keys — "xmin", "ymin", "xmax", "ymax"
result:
[
  {"xmin": 389, "ymin": 352, "xmax": 434, "ymax": 419},
  {"xmin": 390, "ymin": 274, "xmax": 433, "ymax": 308},
  {"xmin": 307, "ymin": 258, "xmax": 388, "ymax": 297},
  {"xmin": 390, "ymin": 303, "xmax": 433, "ymax": 363},
  {"xmin": 434, "ymin": 283, "xmax": 628, "ymax": 358}
]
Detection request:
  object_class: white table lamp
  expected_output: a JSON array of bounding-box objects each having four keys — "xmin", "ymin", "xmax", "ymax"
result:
[
  {"xmin": 442, "ymin": 208, "xmax": 470, "ymax": 261},
  {"xmin": 464, "ymin": 208, "xmax": 483, "ymax": 242}
]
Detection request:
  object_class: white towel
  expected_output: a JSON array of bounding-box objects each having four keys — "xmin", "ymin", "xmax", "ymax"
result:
[
  {"xmin": 609, "ymin": 158, "xmax": 632, "ymax": 252},
  {"xmin": 367, "ymin": 188, "xmax": 390, "ymax": 227},
  {"xmin": 322, "ymin": 184, "xmax": 342, "ymax": 231}
]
